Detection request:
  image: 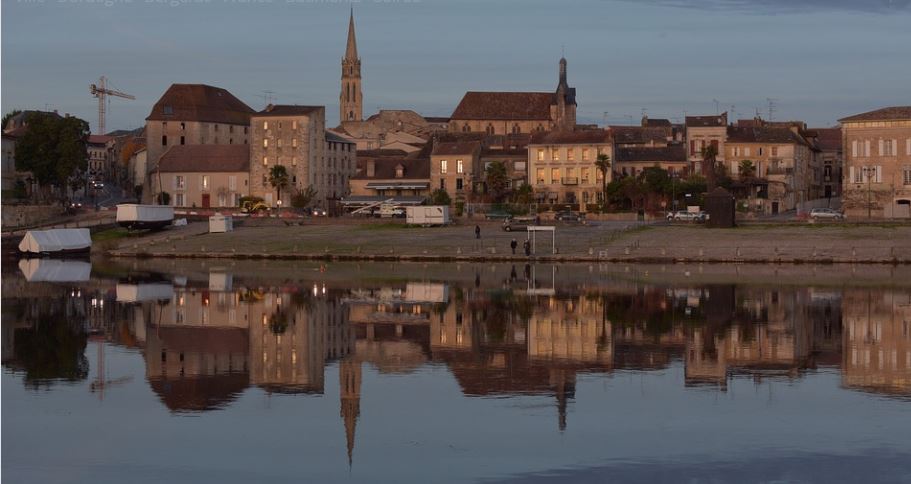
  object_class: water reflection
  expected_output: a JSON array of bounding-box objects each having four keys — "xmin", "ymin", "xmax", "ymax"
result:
[{"xmin": 2, "ymin": 261, "xmax": 910, "ymax": 469}]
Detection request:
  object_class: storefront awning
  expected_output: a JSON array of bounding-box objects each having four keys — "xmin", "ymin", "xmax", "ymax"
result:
[{"xmin": 365, "ymin": 182, "xmax": 429, "ymax": 190}]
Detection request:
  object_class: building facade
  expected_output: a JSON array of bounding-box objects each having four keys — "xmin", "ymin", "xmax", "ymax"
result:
[
  {"xmin": 144, "ymin": 84, "xmax": 254, "ymax": 202},
  {"xmin": 839, "ymin": 106, "xmax": 911, "ymax": 219},
  {"xmin": 527, "ymin": 130, "xmax": 611, "ymax": 205},
  {"xmin": 152, "ymin": 145, "xmax": 249, "ymax": 208},
  {"xmin": 685, "ymin": 113, "xmax": 727, "ymax": 175},
  {"xmin": 430, "ymin": 141, "xmax": 482, "ymax": 202}
]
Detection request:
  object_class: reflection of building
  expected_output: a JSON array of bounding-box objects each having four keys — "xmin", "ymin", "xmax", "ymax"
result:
[
  {"xmin": 842, "ymin": 290, "xmax": 911, "ymax": 396},
  {"xmin": 528, "ymin": 296, "xmax": 611, "ymax": 367}
]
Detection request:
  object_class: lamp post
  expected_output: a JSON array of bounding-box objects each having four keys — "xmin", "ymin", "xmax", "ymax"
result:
[
  {"xmin": 862, "ymin": 166, "xmax": 875, "ymax": 219},
  {"xmin": 671, "ymin": 171, "xmax": 678, "ymax": 211}
]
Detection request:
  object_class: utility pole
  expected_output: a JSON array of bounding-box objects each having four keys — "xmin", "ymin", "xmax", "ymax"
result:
[{"xmin": 766, "ymin": 98, "xmax": 778, "ymax": 122}]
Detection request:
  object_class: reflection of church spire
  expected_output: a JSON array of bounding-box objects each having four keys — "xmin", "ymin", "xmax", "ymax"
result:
[
  {"xmin": 550, "ymin": 369, "xmax": 575, "ymax": 432},
  {"xmin": 340, "ymin": 358, "xmax": 362, "ymax": 467}
]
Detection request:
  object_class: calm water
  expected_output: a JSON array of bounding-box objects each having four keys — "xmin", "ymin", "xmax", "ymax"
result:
[{"xmin": 3, "ymin": 259, "xmax": 910, "ymax": 483}]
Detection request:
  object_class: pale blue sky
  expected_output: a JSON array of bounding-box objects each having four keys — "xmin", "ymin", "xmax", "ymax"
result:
[{"xmin": 2, "ymin": 0, "xmax": 909, "ymax": 132}]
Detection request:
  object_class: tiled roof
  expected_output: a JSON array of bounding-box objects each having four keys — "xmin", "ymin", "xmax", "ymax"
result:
[
  {"xmin": 158, "ymin": 145, "xmax": 250, "ymax": 173},
  {"xmin": 686, "ymin": 114, "xmax": 727, "ymax": 128},
  {"xmin": 643, "ymin": 118, "xmax": 672, "ymax": 128},
  {"xmin": 256, "ymin": 104, "xmax": 323, "ymax": 117},
  {"xmin": 325, "ymin": 131, "xmax": 355, "ymax": 144},
  {"xmin": 146, "ymin": 84, "xmax": 254, "ymax": 124},
  {"xmin": 432, "ymin": 140, "xmax": 482, "ymax": 156},
  {"xmin": 726, "ymin": 126, "xmax": 809, "ymax": 146},
  {"xmin": 529, "ymin": 129, "xmax": 610, "ymax": 145},
  {"xmin": 423, "ymin": 116, "xmax": 451, "ymax": 123},
  {"xmin": 838, "ymin": 106, "xmax": 911, "ymax": 122},
  {"xmin": 616, "ymin": 145, "xmax": 687, "ymax": 163},
  {"xmin": 356, "ymin": 149, "xmax": 410, "ymax": 158},
  {"xmin": 451, "ymin": 92, "xmax": 555, "ymax": 121},
  {"xmin": 87, "ymin": 135, "xmax": 115, "ymax": 145},
  {"xmin": 609, "ymin": 126, "xmax": 670, "ymax": 145},
  {"xmin": 353, "ymin": 157, "xmax": 430, "ymax": 180},
  {"xmin": 811, "ymin": 127, "xmax": 842, "ymax": 151}
]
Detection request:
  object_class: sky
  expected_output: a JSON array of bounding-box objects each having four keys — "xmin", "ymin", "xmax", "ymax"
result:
[{"xmin": 2, "ymin": 0, "xmax": 910, "ymax": 132}]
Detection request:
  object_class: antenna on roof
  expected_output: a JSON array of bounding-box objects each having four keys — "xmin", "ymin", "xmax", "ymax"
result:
[
  {"xmin": 602, "ymin": 111, "xmax": 609, "ymax": 127},
  {"xmin": 766, "ymin": 98, "xmax": 778, "ymax": 121},
  {"xmin": 260, "ymin": 90, "xmax": 275, "ymax": 109},
  {"xmin": 730, "ymin": 105, "xmax": 736, "ymax": 123},
  {"xmin": 712, "ymin": 99, "xmax": 720, "ymax": 115}
]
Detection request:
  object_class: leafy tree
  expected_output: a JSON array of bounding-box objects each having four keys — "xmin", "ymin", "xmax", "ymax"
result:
[
  {"xmin": 595, "ymin": 153, "xmax": 611, "ymax": 201},
  {"xmin": 430, "ymin": 188, "xmax": 451, "ymax": 206},
  {"xmin": 511, "ymin": 184, "xmax": 534, "ymax": 205},
  {"xmin": 738, "ymin": 160, "xmax": 756, "ymax": 180},
  {"xmin": 291, "ymin": 186, "xmax": 317, "ymax": 208},
  {"xmin": 485, "ymin": 160, "xmax": 509, "ymax": 203},
  {"xmin": 157, "ymin": 191, "xmax": 171, "ymax": 205},
  {"xmin": 268, "ymin": 165, "xmax": 290, "ymax": 204},
  {"xmin": 2, "ymin": 109, "xmax": 22, "ymax": 130},
  {"xmin": 14, "ymin": 113, "xmax": 89, "ymax": 199}
]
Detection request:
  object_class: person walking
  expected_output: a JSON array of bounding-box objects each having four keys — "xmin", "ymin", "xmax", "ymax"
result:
[
  {"xmin": 510, "ymin": 238, "xmax": 517, "ymax": 254},
  {"xmin": 475, "ymin": 225, "xmax": 481, "ymax": 239},
  {"xmin": 523, "ymin": 239, "xmax": 531, "ymax": 256}
]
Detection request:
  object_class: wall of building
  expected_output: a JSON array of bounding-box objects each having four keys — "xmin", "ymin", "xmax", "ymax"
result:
[
  {"xmin": 528, "ymin": 143, "xmax": 610, "ymax": 205},
  {"xmin": 154, "ymin": 171, "xmax": 249, "ymax": 208},
  {"xmin": 450, "ymin": 119, "xmax": 552, "ymax": 136},
  {"xmin": 842, "ymin": 121, "xmax": 911, "ymax": 219},
  {"xmin": 249, "ymin": 114, "xmax": 317, "ymax": 207}
]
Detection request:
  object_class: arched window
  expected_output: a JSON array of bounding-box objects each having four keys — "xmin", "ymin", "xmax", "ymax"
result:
[
  {"xmin": 536, "ymin": 124, "xmax": 545, "ymax": 132},
  {"xmin": 512, "ymin": 124, "xmax": 520, "ymax": 134},
  {"xmin": 462, "ymin": 123, "xmax": 471, "ymax": 133},
  {"xmin": 485, "ymin": 124, "xmax": 495, "ymax": 135},
  {"xmin": 349, "ymin": 111, "xmax": 354, "ymax": 120}
]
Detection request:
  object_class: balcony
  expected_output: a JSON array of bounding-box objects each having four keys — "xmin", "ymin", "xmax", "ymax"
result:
[{"xmin": 562, "ymin": 177, "xmax": 579, "ymax": 185}]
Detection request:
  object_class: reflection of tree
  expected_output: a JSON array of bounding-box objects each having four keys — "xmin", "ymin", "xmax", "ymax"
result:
[
  {"xmin": 475, "ymin": 290, "xmax": 535, "ymax": 343},
  {"xmin": 11, "ymin": 317, "xmax": 89, "ymax": 388},
  {"xmin": 269, "ymin": 310, "xmax": 289, "ymax": 335}
]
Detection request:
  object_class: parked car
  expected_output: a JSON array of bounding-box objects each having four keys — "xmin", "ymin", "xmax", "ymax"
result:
[
  {"xmin": 502, "ymin": 216, "xmax": 537, "ymax": 232},
  {"xmin": 91, "ymin": 180, "xmax": 104, "ymax": 190},
  {"xmin": 666, "ymin": 211, "xmax": 706, "ymax": 222},
  {"xmin": 485, "ymin": 211, "xmax": 511, "ymax": 220},
  {"xmin": 809, "ymin": 208, "xmax": 845, "ymax": 220},
  {"xmin": 311, "ymin": 208, "xmax": 328, "ymax": 217},
  {"xmin": 555, "ymin": 211, "xmax": 584, "ymax": 222}
]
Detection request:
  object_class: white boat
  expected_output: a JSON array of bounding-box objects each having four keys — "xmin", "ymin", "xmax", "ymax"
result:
[
  {"xmin": 116, "ymin": 204, "xmax": 174, "ymax": 230},
  {"xmin": 18, "ymin": 228, "xmax": 92, "ymax": 255}
]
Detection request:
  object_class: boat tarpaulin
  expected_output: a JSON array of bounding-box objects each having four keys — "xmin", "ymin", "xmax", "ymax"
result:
[
  {"xmin": 18, "ymin": 258, "xmax": 91, "ymax": 282},
  {"xmin": 18, "ymin": 229, "xmax": 92, "ymax": 254}
]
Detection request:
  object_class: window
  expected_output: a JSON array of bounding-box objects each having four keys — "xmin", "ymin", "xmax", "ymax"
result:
[
  {"xmin": 457, "ymin": 159, "xmax": 463, "ymax": 174},
  {"xmin": 180, "ymin": 122, "xmax": 185, "ymax": 131},
  {"xmin": 745, "ymin": 147, "xmax": 751, "ymax": 157},
  {"xmin": 582, "ymin": 148, "xmax": 590, "ymax": 161},
  {"xmin": 175, "ymin": 193, "xmax": 185, "ymax": 207},
  {"xmin": 514, "ymin": 161, "xmax": 526, "ymax": 171},
  {"xmin": 201, "ymin": 175, "xmax": 210, "ymax": 190},
  {"xmin": 440, "ymin": 159, "xmax": 448, "ymax": 174},
  {"xmin": 567, "ymin": 149, "xmax": 575, "ymax": 161},
  {"xmin": 214, "ymin": 124, "xmax": 219, "ymax": 132},
  {"xmin": 229, "ymin": 176, "xmax": 236, "ymax": 190},
  {"xmin": 552, "ymin": 150, "xmax": 560, "ymax": 161},
  {"xmin": 175, "ymin": 175, "xmax": 185, "ymax": 189},
  {"xmin": 263, "ymin": 121, "xmax": 269, "ymax": 130},
  {"xmin": 581, "ymin": 167, "xmax": 590, "ymax": 183},
  {"xmin": 758, "ymin": 147, "xmax": 763, "ymax": 156},
  {"xmin": 263, "ymin": 139, "xmax": 268, "ymax": 148},
  {"xmin": 485, "ymin": 124, "xmax": 494, "ymax": 135},
  {"xmin": 292, "ymin": 120, "xmax": 298, "ymax": 130},
  {"xmin": 180, "ymin": 136, "xmax": 185, "ymax": 145},
  {"xmin": 882, "ymin": 139, "xmax": 895, "ymax": 156},
  {"xmin": 907, "ymin": 138, "xmax": 911, "ymax": 156},
  {"xmin": 440, "ymin": 179, "xmax": 445, "ymax": 190},
  {"xmin": 551, "ymin": 167, "xmax": 560, "ymax": 182},
  {"xmin": 292, "ymin": 138, "xmax": 298, "ymax": 148},
  {"xmin": 536, "ymin": 168, "xmax": 545, "ymax": 184},
  {"xmin": 537, "ymin": 149, "xmax": 545, "ymax": 161},
  {"xmin": 291, "ymin": 156, "xmax": 297, "ymax": 166},
  {"xmin": 771, "ymin": 146, "xmax": 779, "ymax": 157},
  {"xmin": 512, "ymin": 124, "xmax": 520, "ymax": 134},
  {"xmin": 456, "ymin": 178, "xmax": 464, "ymax": 190},
  {"xmin": 163, "ymin": 105, "xmax": 173, "ymax": 115},
  {"xmin": 903, "ymin": 166, "xmax": 911, "ymax": 185},
  {"xmin": 277, "ymin": 121, "xmax": 282, "ymax": 130},
  {"xmin": 263, "ymin": 156, "xmax": 268, "ymax": 166},
  {"xmin": 277, "ymin": 139, "xmax": 283, "ymax": 148},
  {"xmin": 161, "ymin": 135, "xmax": 167, "ymax": 146}
]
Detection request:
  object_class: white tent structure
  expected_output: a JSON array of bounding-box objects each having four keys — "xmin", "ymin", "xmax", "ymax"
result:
[
  {"xmin": 18, "ymin": 258, "xmax": 91, "ymax": 282},
  {"xmin": 18, "ymin": 229, "xmax": 92, "ymax": 255}
]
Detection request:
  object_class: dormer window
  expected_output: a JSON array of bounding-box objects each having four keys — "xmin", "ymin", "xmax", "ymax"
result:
[
  {"xmin": 162, "ymin": 105, "xmax": 173, "ymax": 115},
  {"xmin": 395, "ymin": 164, "xmax": 405, "ymax": 178}
]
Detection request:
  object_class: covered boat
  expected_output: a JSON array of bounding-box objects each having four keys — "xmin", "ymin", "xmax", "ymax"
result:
[
  {"xmin": 18, "ymin": 228, "xmax": 92, "ymax": 255},
  {"xmin": 116, "ymin": 204, "xmax": 174, "ymax": 230}
]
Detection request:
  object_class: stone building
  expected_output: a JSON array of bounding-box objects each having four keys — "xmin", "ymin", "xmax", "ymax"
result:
[
  {"xmin": 839, "ymin": 106, "xmax": 911, "ymax": 219},
  {"xmin": 144, "ymin": 84, "xmax": 254, "ymax": 202},
  {"xmin": 527, "ymin": 129, "xmax": 611, "ymax": 205},
  {"xmin": 430, "ymin": 140, "xmax": 483, "ymax": 202},
  {"xmin": 152, "ymin": 144, "xmax": 249, "ymax": 208},
  {"xmin": 725, "ymin": 126, "xmax": 813, "ymax": 214},
  {"xmin": 812, "ymin": 127, "xmax": 843, "ymax": 199},
  {"xmin": 449, "ymin": 58, "xmax": 576, "ymax": 135},
  {"xmin": 685, "ymin": 113, "xmax": 728, "ymax": 175},
  {"xmin": 335, "ymin": 110, "xmax": 443, "ymax": 151},
  {"xmin": 87, "ymin": 135, "xmax": 114, "ymax": 181},
  {"xmin": 347, "ymin": 153, "xmax": 430, "ymax": 206},
  {"xmin": 841, "ymin": 289, "xmax": 911, "ymax": 396},
  {"xmin": 250, "ymin": 104, "xmax": 332, "ymax": 207},
  {"xmin": 614, "ymin": 145, "xmax": 688, "ymax": 178}
]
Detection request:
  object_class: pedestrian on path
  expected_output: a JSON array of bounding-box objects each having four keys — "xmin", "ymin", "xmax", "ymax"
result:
[
  {"xmin": 475, "ymin": 225, "xmax": 481, "ymax": 239},
  {"xmin": 523, "ymin": 239, "xmax": 531, "ymax": 256},
  {"xmin": 510, "ymin": 238, "xmax": 517, "ymax": 254}
]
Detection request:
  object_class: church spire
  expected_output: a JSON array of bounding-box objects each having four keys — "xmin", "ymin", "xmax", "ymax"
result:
[
  {"xmin": 340, "ymin": 8, "xmax": 363, "ymax": 123},
  {"xmin": 345, "ymin": 7, "xmax": 358, "ymax": 61}
]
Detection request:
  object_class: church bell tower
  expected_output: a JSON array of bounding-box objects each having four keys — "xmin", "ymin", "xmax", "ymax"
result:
[{"xmin": 340, "ymin": 8, "xmax": 363, "ymax": 123}]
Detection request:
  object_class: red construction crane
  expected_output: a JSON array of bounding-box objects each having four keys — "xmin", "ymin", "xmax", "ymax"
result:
[{"xmin": 90, "ymin": 76, "xmax": 135, "ymax": 135}]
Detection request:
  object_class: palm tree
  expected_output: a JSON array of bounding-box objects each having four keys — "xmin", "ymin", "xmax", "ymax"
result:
[
  {"xmin": 595, "ymin": 153, "xmax": 611, "ymax": 204},
  {"xmin": 269, "ymin": 165, "xmax": 290, "ymax": 207},
  {"xmin": 738, "ymin": 160, "xmax": 756, "ymax": 180},
  {"xmin": 701, "ymin": 144, "xmax": 719, "ymax": 189}
]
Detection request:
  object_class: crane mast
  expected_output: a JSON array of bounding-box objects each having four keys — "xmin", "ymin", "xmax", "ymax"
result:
[{"xmin": 90, "ymin": 76, "xmax": 135, "ymax": 135}]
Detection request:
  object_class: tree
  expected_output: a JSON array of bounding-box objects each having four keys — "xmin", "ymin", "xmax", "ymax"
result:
[
  {"xmin": 738, "ymin": 160, "xmax": 756, "ymax": 180},
  {"xmin": 268, "ymin": 165, "xmax": 290, "ymax": 205},
  {"xmin": 430, "ymin": 188, "xmax": 451, "ymax": 206},
  {"xmin": 701, "ymin": 144, "xmax": 719, "ymax": 190},
  {"xmin": 291, "ymin": 186, "xmax": 317, "ymax": 208},
  {"xmin": 157, "ymin": 191, "xmax": 171, "ymax": 205},
  {"xmin": 595, "ymin": 153, "xmax": 611, "ymax": 203},
  {"xmin": 15, "ymin": 113, "xmax": 89, "ymax": 200},
  {"xmin": 485, "ymin": 160, "xmax": 509, "ymax": 203},
  {"xmin": 511, "ymin": 184, "xmax": 534, "ymax": 205}
]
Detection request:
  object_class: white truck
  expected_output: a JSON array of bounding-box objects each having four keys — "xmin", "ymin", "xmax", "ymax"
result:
[
  {"xmin": 406, "ymin": 206, "xmax": 450, "ymax": 226},
  {"xmin": 116, "ymin": 204, "xmax": 174, "ymax": 230}
]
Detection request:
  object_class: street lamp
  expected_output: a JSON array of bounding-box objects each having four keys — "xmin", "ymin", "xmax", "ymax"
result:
[
  {"xmin": 671, "ymin": 171, "xmax": 678, "ymax": 211},
  {"xmin": 862, "ymin": 166, "xmax": 876, "ymax": 219}
]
